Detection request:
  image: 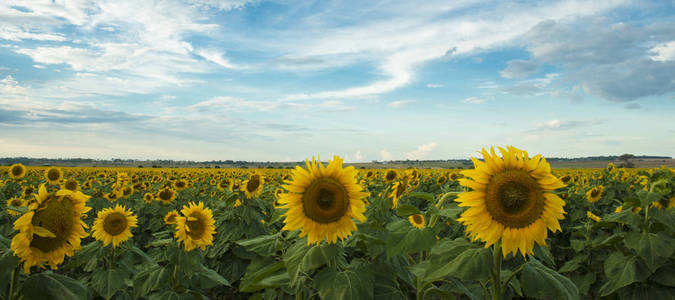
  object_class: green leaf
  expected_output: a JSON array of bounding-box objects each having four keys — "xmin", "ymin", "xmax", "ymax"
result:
[
  {"xmin": 407, "ymin": 192, "xmax": 436, "ymax": 203},
  {"xmin": 385, "ymin": 220, "xmax": 436, "ymax": 257},
  {"xmin": 650, "ymin": 208, "xmax": 675, "ymax": 232},
  {"xmin": 314, "ymin": 267, "xmax": 374, "ymax": 300},
  {"xmin": 637, "ymin": 190, "xmax": 662, "ymax": 207},
  {"xmin": 598, "ymin": 252, "xmax": 651, "ymax": 297},
  {"xmin": 22, "ymin": 272, "xmax": 87, "ymax": 300},
  {"xmin": 604, "ymin": 210, "xmax": 641, "ymax": 228},
  {"xmin": 283, "ymin": 240, "xmax": 340, "ymax": 286},
  {"xmin": 194, "ymin": 265, "xmax": 230, "ymax": 289},
  {"xmin": 558, "ymin": 254, "xmax": 588, "ymax": 273},
  {"xmin": 240, "ymin": 258, "xmax": 287, "ymax": 292},
  {"xmin": 91, "ymin": 268, "xmax": 127, "ymax": 300},
  {"xmin": 650, "ymin": 265, "xmax": 675, "ymax": 287},
  {"xmin": 0, "ymin": 247, "xmax": 19, "ymax": 284},
  {"xmin": 424, "ymin": 247, "xmax": 492, "ymax": 282},
  {"xmin": 236, "ymin": 234, "xmax": 279, "ymax": 256},
  {"xmin": 624, "ymin": 232, "xmax": 675, "ymax": 271},
  {"xmin": 395, "ymin": 204, "xmax": 421, "ymax": 217},
  {"xmin": 438, "ymin": 206, "xmax": 463, "ymax": 219},
  {"xmin": 133, "ymin": 266, "xmax": 171, "ymax": 298},
  {"xmin": 520, "ymin": 259, "xmax": 580, "ymax": 300}
]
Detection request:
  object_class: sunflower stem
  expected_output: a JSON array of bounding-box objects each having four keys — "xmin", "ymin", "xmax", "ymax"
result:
[
  {"xmin": 501, "ymin": 264, "xmax": 525, "ymax": 293},
  {"xmin": 428, "ymin": 192, "xmax": 453, "ymax": 228},
  {"xmin": 8, "ymin": 264, "xmax": 20, "ymax": 300},
  {"xmin": 491, "ymin": 241, "xmax": 502, "ymax": 300}
]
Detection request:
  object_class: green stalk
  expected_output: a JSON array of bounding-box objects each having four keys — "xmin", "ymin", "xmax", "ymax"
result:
[
  {"xmin": 491, "ymin": 241, "xmax": 502, "ymax": 300},
  {"xmin": 8, "ymin": 264, "xmax": 20, "ymax": 300},
  {"xmin": 428, "ymin": 192, "xmax": 456, "ymax": 228}
]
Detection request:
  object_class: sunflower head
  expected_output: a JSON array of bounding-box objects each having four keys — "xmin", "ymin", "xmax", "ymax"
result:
[
  {"xmin": 11, "ymin": 185, "xmax": 91, "ymax": 273},
  {"xmin": 157, "ymin": 187, "xmax": 176, "ymax": 204},
  {"xmin": 436, "ymin": 175, "xmax": 448, "ymax": 185},
  {"xmin": 92, "ymin": 204, "xmax": 138, "ymax": 248},
  {"xmin": 409, "ymin": 214, "xmax": 425, "ymax": 229},
  {"xmin": 218, "ymin": 178, "xmax": 233, "ymax": 191},
  {"xmin": 389, "ymin": 179, "xmax": 410, "ymax": 208},
  {"xmin": 587, "ymin": 211, "xmax": 602, "ymax": 222},
  {"xmin": 174, "ymin": 179, "xmax": 188, "ymax": 191},
  {"xmin": 384, "ymin": 169, "xmax": 398, "ymax": 182},
  {"xmin": 455, "ymin": 146, "xmax": 566, "ymax": 258},
  {"xmin": 63, "ymin": 178, "xmax": 79, "ymax": 191},
  {"xmin": 23, "ymin": 185, "xmax": 36, "ymax": 197},
  {"xmin": 143, "ymin": 192, "xmax": 154, "ymax": 203},
  {"xmin": 175, "ymin": 202, "xmax": 216, "ymax": 251},
  {"xmin": 6, "ymin": 197, "xmax": 25, "ymax": 216},
  {"xmin": 278, "ymin": 156, "xmax": 368, "ymax": 245},
  {"xmin": 44, "ymin": 167, "xmax": 63, "ymax": 185},
  {"xmin": 9, "ymin": 163, "xmax": 27, "ymax": 179},
  {"xmin": 164, "ymin": 210, "xmax": 179, "ymax": 225},
  {"xmin": 243, "ymin": 174, "xmax": 264, "ymax": 199},
  {"xmin": 586, "ymin": 186, "xmax": 604, "ymax": 203}
]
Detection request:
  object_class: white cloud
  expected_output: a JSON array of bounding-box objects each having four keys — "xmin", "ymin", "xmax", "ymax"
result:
[
  {"xmin": 462, "ymin": 96, "xmax": 485, "ymax": 104},
  {"xmin": 534, "ymin": 119, "xmax": 604, "ymax": 131},
  {"xmin": 426, "ymin": 83, "xmax": 443, "ymax": 88},
  {"xmin": 195, "ymin": 48, "xmax": 241, "ymax": 69},
  {"xmin": 380, "ymin": 149, "xmax": 392, "ymax": 161},
  {"xmin": 345, "ymin": 150, "xmax": 364, "ymax": 163},
  {"xmin": 499, "ymin": 59, "xmax": 539, "ymax": 79},
  {"xmin": 406, "ymin": 142, "xmax": 437, "ymax": 160},
  {"xmin": 650, "ymin": 41, "xmax": 675, "ymax": 62},
  {"xmin": 0, "ymin": 75, "xmax": 26, "ymax": 95},
  {"xmin": 387, "ymin": 99, "xmax": 416, "ymax": 108}
]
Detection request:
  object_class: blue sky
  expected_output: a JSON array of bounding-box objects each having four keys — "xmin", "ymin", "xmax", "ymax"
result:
[{"xmin": 0, "ymin": 0, "xmax": 674, "ymax": 162}]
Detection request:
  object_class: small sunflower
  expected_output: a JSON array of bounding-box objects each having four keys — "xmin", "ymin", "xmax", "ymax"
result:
[
  {"xmin": 409, "ymin": 214, "xmax": 425, "ymax": 229},
  {"xmin": 104, "ymin": 191, "xmax": 120, "ymax": 202},
  {"xmin": 436, "ymin": 175, "xmax": 448, "ymax": 185},
  {"xmin": 174, "ymin": 179, "xmax": 189, "ymax": 191},
  {"xmin": 218, "ymin": 178, "xmax": 233, "ymax": 191},
  {"xmin": 164, "ymin": 210, "xmax": 179, "ymax": 225},
  {"xmin": 587, "ymin": 211, "xmax": 602, "ymax": 222},
  {"xmin": 389, "ymin": 178, "xmax": 410, "ymax": 209},
  {"xmin": 156, "ymin": 187, "xmax": 176, "ymax": 204},
  {"xmin": 6, "ymin": 197, "xmax": 26, "ymax": 216},
  {"xmin": 455, "ymin": 146, "xmax": 566, "ymax": 258},
  {"xmin": 62, "ymin": 178, "xmax": 79, "ymax": 191},
  {"xmin": 143, "ymin": 193, "xmax": 154, "ymax": 203},
  {"xmin": 243, "ymin": 174, "xmax": 264, "ymax": 199},
  {"xmin": 384, "ymin": 169, "xmax": 398, "ymax": 182},
  {"xmin": 9, "ymin": 163, "xmax": 27, "ymax": 179},
  {"xmin": 23, "ymin": 185, "xmax": 36, "ymax": 198},
  {"xmin": 586, "ymin": 186, "xmax": 604, "ymax": 203},
  {"xmin": 559, "ymin": 175, "xmax": 572, "ymax": 185},
  {"xmin": 278, "ymin": 156, "xmax": 368, "ymax": 245},
  {"xmin": 10, "ymin": 185, "xmax": 91, "ymax": 273},
  {"xmin": 44, "ymin": 167, "xmax": 63, "ymax": 185},
  {"xmin": 175, "ymin": 202, "xmax": 216, "ymax": 251},
  {"xmin": 92, "ymin": 204, "xmax": 138, "ymax": 248}
]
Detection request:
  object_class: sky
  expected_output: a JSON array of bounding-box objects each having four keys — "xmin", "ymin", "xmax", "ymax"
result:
[{"xmin": 0, "ymin": 0, "xmax": 674, "ymax": 162}]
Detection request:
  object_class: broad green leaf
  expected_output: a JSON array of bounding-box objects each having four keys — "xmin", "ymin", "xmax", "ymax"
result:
[
  {"xmin": 236, "ymin": 234, "xmax": 279, "ymax": 256},
  {"xmin": 395, "ymin": 204, "xmax": 421, "ymax": 217},
  {"xmin": 650, "ymin": 265, "xmax": 675, "ymax": 287},
  {"xmin": 558, "ymin": 254, "xmax": 588, "ymax": 273},
  {"xmin": 624, "ymin": 232, "xmax": 675, "ymax": 271},
  {"xmin": 314, "ymin": 267, "xmax": 374, "ymax": 300},
  {"xmin": 385, "ymin": 220, "xmax": 436, "ymax": 257},
  {"xmin": 240, "ymin": 258, "xmax": 286, "ymax": 292},
  {"xmin": 193, "ymin": 265, "xmax": 230, "ymax": 289},
  {"xmin": 424, "ymin": 247, "xmax": 492, "ymax": 282},
  {"xmin": 22, "ymin": 272, "xmax": 87, "ymax": 300},
  {"xmin": 408, "ymin": 192, "xmax": 436, "ymax": 203},
  {"xmin": 91, "ymin": 268, "xmax": 127, "ymax": 300},
  {"xmin": 283, "ymin": 240, "xmax": 339, "ymax": 286},
  {"xmin": 133, "ymin": 266, "xmax": 170, "ymax": 298},
  {"xmin": 598, "ymin": 252, "xmax": 651, "ymax": 296},
  {"xmin": 520, "ymin": 259, "xmax": 580, "ymax": 300}
]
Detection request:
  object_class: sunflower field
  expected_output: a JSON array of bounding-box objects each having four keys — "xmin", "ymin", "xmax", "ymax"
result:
[{"xmin": 1, "ymin": 147, "xmax": 674, "ymax": 300}]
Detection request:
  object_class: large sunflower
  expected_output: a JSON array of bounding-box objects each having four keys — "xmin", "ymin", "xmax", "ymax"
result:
[
  {"xmin": 10, "ymin": 185, "xmax": 91, "ymax": 273},
  {"xmin": 92, "ymin": 204, "xmax": 137, "ymax": 248},
  {"xmin": 455, "ymin": 146, "xmax": 566, "ymax": 258},
  {"xmin": 175, "ymin": 202, "xmax": 216, "ymax": 251},
  {"xmin": 243, "ymin": 174, "xmax": 264, "ymax": 199},
  {"xmin": 44, "ymin": 167, "xmax": 63, "ymax": 185},
  {"xmin": 9, "ymin": 163, "xmax": 26, "ymax": 179},
  {"xmin": 278, "ymin": 156, "xmax": 368, "ymax": 245}
]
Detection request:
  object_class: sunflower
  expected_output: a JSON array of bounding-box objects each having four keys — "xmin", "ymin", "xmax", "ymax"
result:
[
  {"xmin": 175, "ymin": 202, "xmax": 216, "ymax": 251},
  {"xmin": 455, "ymin": 146, "xmax": 566, "ymax": 258},
  {"xmin": 586, "ymin": 211, "xmax": 602, "ymax": 222},
  {"xmin": 409, "ymin": 214, "xmax": 425, "ymax": 229},
  {"xmin": 669, "ymin": 196, "xmax": 675, "ymax": 209},
  {"xmin": 63, "ymin": 178, "xmax": 79, "ymax": 191},
  {"xmin": 92, "ymin": 204, "xmax": 137, "ymax": 248},
  {"xmin": 218, "ymin": 178, "xmax": 233, "ymax": 191},
  {"xmin": 103, "ymin": 191, "xmax": 120, "ymax": 202},
  {"xmin": 10, "ymin": 185, "xmax": 91, "ymax": 273},
  {"xmin": 174, "ymin": 179, "xmax": 189, "ymax": 191},
  {"xmin": 6, "ymin": 197, "xmax": 25, "ymax": 216},
  {"xmin": 9, "ymin": 163, "xmax": 27, "ymax": 179},
  {"xmin": 143, "ymin": 193, "xmax": 154, "ymax": 203},
  {"xmin": 156, "ymin": 187, "xmax": 176, "ymax": 204},
  {"xmin": 23, "ymin": 185, "xmax": 36, "ymax": 198},
  {"xmin": 278, "ymin": 156, "xmax": 368, "ymax": 245},
  {"xmin": 384, "ymin": 169, "xmax": 398, "ymax": 182},
  {"xmin": 389, "ymin": 178, "xmax": 410, "ymax": 209},
  {"xmin": 44, "ymin": 167, "xmax": 63, "ymax": 185},
  {"xmin": 243, "ymin": 174, "xmax": 264, "ymax": 199},
  {"xmin": 559, "ymin": 175, "xmax": 572, "ymax": 185},
  {"xmin": 437, "ymin": 175, "xmax": 448, "ymax": 185},
  {"xmin": 164, "ymin": 210, "xmax": 179, "ymax": 225},
  {"xmin": 586, "ymin": 186, "xmax": 604, "ymax": 203}
]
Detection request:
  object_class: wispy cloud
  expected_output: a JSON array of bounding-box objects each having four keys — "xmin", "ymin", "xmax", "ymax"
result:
[
  {"xmin": 406, "ymin": 142, "xmax": 437, "ymax": 160},
  {"xmin": 387, "ymin": 99, "xmax": 416, "ymax": 108},
  {"xmin": 462, "ymin": 97, "xmax": 486, "ymax": 104}
]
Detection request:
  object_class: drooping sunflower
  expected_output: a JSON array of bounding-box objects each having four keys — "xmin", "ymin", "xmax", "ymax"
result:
[
  {"xmin": 6, "ymin": 197, "xmax": 25, "ymax": 216},
  {"xmin": 164, "ymin": 210, "xmax": 179, "ymax": 225},
  {"xmin": 44, "ymin": 167, "xmax": 63, "ymax": 185},
  {"xmin": 389, "ymin": 178, "xmax": 410, "ymax": 209},
  {"xmin": 586, "ymin": 211, "xmax": 602, "ymax": 222},
  {"xmin": 243, "ymin": 174, "xmax": 264, "ymax": 199},
  {"xmin": 455, "ymin": 146, "xmax": 566, "ymax": 258},
  {"xmin": 156, "ymin": 187, "xmax": 176, "ymax": 204},
  {"xmin": 92, "ymin": 204, "xmax": 138, "ymax": 248},
  {"xmin": 175, "ymin": 202, "xmax": 216, "ymax": 251},
  {"xmin": 62, "ymin": 178, "xmax": 79, "ymax": 191},
  {"xmin": 9, "ymin": 163, "xmax": 27, "ymax": 179},
  {"xmin": 586, "ymin": 186, "xmax": 604, "ymax": 203},
  {"xmin": 278, "ymin": 156, "xmax": 368, "ymax": 245},
  {"xmin": 10, "ymin": 185, "xmax": 91, "ymax": 273},
  {"xmin": 409, "ymin": 214, "xmax": 425, "ymax": 229}
]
